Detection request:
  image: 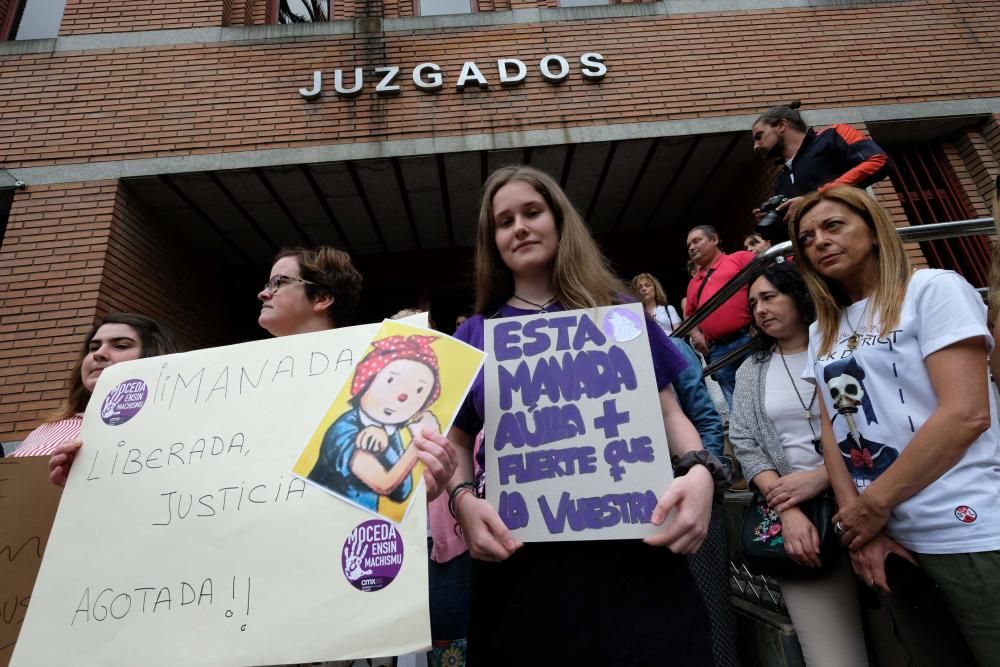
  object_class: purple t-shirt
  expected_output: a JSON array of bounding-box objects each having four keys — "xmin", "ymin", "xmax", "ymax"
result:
[{"xmin": 452, "ymin": 302, "xmax": 688, "ymax": 437}]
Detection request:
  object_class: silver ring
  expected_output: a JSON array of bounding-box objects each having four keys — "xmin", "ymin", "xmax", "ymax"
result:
[{"xmin": 834, "ymin": 521, "xmax": 845, "ymax": 536}]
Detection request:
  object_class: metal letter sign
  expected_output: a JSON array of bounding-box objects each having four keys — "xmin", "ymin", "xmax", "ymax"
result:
[{"xmin": 300, "ymin": 53, "xmax": 606, "ymax": 100}]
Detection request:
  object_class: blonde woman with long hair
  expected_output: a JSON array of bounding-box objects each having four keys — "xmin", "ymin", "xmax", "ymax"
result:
[
  {"xmin": 632, "ymin": 272, "xmax": 682, "ymax": 334},
  {"xmin": 446, "ymin": 165, "xmax": 719, "ymax": 665},
  {"xmin": 792, "ymin": 186, "xmax": 1000, "ymax": 664}
]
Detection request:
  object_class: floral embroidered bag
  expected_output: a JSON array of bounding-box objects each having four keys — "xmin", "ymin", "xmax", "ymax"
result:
[{"xmin": 739, "ymin": 491, "xmax": 840, "ymax": 578}]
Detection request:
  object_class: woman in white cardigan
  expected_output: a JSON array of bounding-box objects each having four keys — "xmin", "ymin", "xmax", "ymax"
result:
[{"xmin": 730, "ymin": 262, "xmax": 867, "ymax": 667}]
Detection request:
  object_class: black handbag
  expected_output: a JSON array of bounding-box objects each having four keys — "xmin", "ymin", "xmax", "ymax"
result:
[{"xmin": 739, "ymin": 490, "xmax": 840, "ymax": 579}]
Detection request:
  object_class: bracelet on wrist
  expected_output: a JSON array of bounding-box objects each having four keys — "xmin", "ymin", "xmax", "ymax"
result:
[
  {"xmin": 448, "ymin": 481, "xmax": 476, "ymax": 518},
  {"xmin": 671, "ymin": 450, "xmax": 730, "ymax": 488}
]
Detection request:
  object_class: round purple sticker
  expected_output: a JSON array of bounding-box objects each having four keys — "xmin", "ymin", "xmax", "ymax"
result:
[
  {"xmin": 100, "ymin": 378, "xmax": 148, "ymax": 426},
  {"xmin": 342, "ymin": 519, "xmax": 404, "ymax": 592},
  {"xmin": 602, "ymin": 307, "xmax": 644, "ymax": 343}
]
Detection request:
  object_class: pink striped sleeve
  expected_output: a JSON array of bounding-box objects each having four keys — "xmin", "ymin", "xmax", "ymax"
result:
[{"xmin": 12, "ymin": 416, "xmax": 84, "ymax": 457}]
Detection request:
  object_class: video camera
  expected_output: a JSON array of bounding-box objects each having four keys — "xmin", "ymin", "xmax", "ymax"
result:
[{"xmin": 754, "ymin": 195, "xmax": 788, "ymax": 244}]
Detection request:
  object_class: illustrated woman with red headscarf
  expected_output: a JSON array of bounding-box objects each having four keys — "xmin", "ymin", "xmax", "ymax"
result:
[{"xmin": 308, "ymin": 334, "xmax": 444, "ymax": 510}]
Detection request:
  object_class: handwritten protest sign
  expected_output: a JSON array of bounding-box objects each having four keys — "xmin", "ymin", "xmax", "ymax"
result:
[
  {"xmin": 0, "ymin": 458, "xmax": 62, "ymax": 667},
  {"xmin": 293, "ymin": 320, "xmax": 485, "ymax": 523},
  {"xmin": 484, "ymin": 304, "xmax": 674, "ymax": 541},
  {"xmin": 12, "ymin": 317, "xmax": 439, "ymax": 667}
]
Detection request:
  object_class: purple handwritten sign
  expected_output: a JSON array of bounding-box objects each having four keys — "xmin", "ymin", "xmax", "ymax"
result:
[{"xmin": 484, "ymin": 304, "xmax": 674, "ymax": 542}]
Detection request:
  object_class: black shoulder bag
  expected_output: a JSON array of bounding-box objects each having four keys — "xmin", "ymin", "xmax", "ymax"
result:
[{"xmin": 739, "ymin": 491, "xmax": 840, "ymax": 579}]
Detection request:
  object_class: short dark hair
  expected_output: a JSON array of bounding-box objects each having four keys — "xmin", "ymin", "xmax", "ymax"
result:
[
  {"xmin": 749, "ymin": 262, "xmax": 815, "ymax": 362},
  {"xmin": 274, "ymin": 246, "xmax": 363, "ymax": 328},
  {"xmin": 687, "ymin": 224, "xmax": 718, "ymax": 240},
  {"xmin": 754, "ymin": 100, "xmax": 807, "ymax": 133}
]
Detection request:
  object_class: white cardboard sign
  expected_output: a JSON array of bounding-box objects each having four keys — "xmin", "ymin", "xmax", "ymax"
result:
[{"xmin": 12, "ymin": 319, "xmax": 432, "ymax": 666}]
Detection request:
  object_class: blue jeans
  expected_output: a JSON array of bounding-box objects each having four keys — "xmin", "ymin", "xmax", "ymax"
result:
[{"xmin": 706, "ymin": 334, "xmax": 751, "ymax": 411}]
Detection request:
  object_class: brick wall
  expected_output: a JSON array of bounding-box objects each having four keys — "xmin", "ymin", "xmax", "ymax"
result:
[
  {"xmin": 5, "ymin": 0, "xmax": 999, "ymax": 438},
  {"xmin": 251, "ymin": 0, "xmax": 272, "ymax": 24},
  {"xmin": 100, "ymin": 186, "xmax": 230, "ymax": 352},
  {"xmin": 0, "ymin": 0, "xmax": 12, "ymax": 39},
  {"xmin": 979, "ymin": 115, "xmax": 1000, "ymax": 208},
  {"xmin": 870, "ymin": 178, "xmax": 929, "ymax": 271},
  {"xmin": 4, "ymin": 0, "xmax": 999, "ymax": 169},
  {"xmin": 952, "ymin": 126, "xmax": 998, "ymax": 215},
  {"xmin": 0, "ymin": 182, "xmax": 230, "ymax": 441},
  {"xmin": 241, "ymin": 0, "xmax": 651, "ymax": 22},
  {"xmin": 985, "ymin": 115, "xmax": 1000, "ymax": 169},
  {"xmin": 945, "ymin": 139, "xmax": 990, "ymax": 218},
  {"xmin": 0, "ymin": 182, "xmax": 116, "ymax": 440},
  {"xmin": 58, "ymin": 0, "xmax": 224, "ymax": 35}
]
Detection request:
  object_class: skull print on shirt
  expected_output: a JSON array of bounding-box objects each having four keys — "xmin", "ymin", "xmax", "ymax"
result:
[{"xmin": 822, "ymin": 357, "xmax": 898, "ymax": 489}]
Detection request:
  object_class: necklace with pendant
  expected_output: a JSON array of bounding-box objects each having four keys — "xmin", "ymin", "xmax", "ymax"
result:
[
  {"xmin": 512, "ymin": 294, "xmax": 556, "ymax": 312},
  {"xmin": 776, "ymin": 343, "xmax": 820, "ymax": 450},
  {"xmin": 843, "ymin": 299, "xmax": 871, "ymax": 351}
]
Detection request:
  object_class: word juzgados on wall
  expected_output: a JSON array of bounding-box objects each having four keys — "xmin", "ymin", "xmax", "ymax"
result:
[{"xmin": 299, "ymin": 53, "xmax": 607, "ymax": 100}]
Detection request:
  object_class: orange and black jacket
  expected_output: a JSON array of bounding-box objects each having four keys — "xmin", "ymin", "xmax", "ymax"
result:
[{"xmin": 775, "ymin": 125, "xmax": 890, "ymax": 198}]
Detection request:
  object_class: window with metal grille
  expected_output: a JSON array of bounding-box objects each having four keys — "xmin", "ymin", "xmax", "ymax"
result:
[
  {"xmin": 886, "ymin": 144, "xmax": 991, "ymax": 286},
  {"xmin": 277, "ymin": 0, "xmax": 330, "ymax": 23}
]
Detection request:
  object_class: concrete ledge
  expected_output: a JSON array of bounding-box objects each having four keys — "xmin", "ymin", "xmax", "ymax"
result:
[
  {"xmin": 732, "ymin": 598, "xmax": 805, "ymax": 667},
  {"xmin": 0, "ymin": 0, "xmax": 905, "ymax": 55},
  {"xmin": 10, "ymin": 97, "xmax": 999, "ymax": 186}
]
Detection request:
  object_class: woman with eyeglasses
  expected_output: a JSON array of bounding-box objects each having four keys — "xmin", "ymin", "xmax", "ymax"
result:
[
  {"xmin": 260, "ymin": 248, "xmax": 458, "ymax": 667},
  {"xmin": 257, "ymin": 247, "xmax": 361, "ymax": 336},
  {"xmin": 792, "ymin": 186, "xmax": 1000, "ymax": 664},
  {"xmin": 730, "ymin": 262, "xmax": 868, "ymax": 667},
  {"xmin": 30, "ymin": 313, "xmax": 178, "ymax": 483},
  {"xmin": 257, "ymin": 246, "xmax": 458, "ymax": 501}
]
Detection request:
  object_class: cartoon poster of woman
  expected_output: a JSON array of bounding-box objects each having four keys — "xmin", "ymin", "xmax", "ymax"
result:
[{"xmin": 293, "ymin": 320, "xmax": 484, "ymax": 523}]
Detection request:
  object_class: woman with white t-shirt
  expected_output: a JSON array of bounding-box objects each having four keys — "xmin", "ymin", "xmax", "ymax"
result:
[
  {"xmin": 632, "ymin": 272, "xmax": 682, "ymax": 334},
  {"xmin": 792, "ymin": 186, "xmax": 1000, "ymax": 664},
  {"xmin": 730, "ymin": 262, "xmax": 868, "ymax": 667}
]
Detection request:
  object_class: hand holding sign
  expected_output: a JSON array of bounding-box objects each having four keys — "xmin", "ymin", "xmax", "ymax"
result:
[
  {"xmin": 13, "ymin": 322, "xmax": 446, "ymax": 667},
  {"xmin": 643, "ymin": 463, "xmax": 713, "ymax": 554},
  {"xmin": 454, "ymin": 494, "xmax": 523, "ymax": 561},
  {"xmin": 410, "ymin": 428, "xmax": 458, "ymax": 501},
  {"xmin": 48, "ymin": 439, "xmax": 83, "ymax": 488}
]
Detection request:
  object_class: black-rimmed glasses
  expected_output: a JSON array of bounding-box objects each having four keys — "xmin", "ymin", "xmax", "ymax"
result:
[{"xmin": 262, "ymin": 274, "xmax": 319, "ymax": 295}]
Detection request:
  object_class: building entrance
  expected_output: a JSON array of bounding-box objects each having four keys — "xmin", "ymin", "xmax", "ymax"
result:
[{"xmin": 121, "ymin": 132, "xmax": 763, "ymax": 344}]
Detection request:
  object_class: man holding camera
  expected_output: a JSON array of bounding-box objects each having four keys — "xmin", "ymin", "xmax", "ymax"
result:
[
  {"xmin": 751, "ymin": 101, "xmax": 890, "ymax": 232},
  {"xmin": 684, "ymin": 225, "xmax": 755, "ymax": 410}
]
